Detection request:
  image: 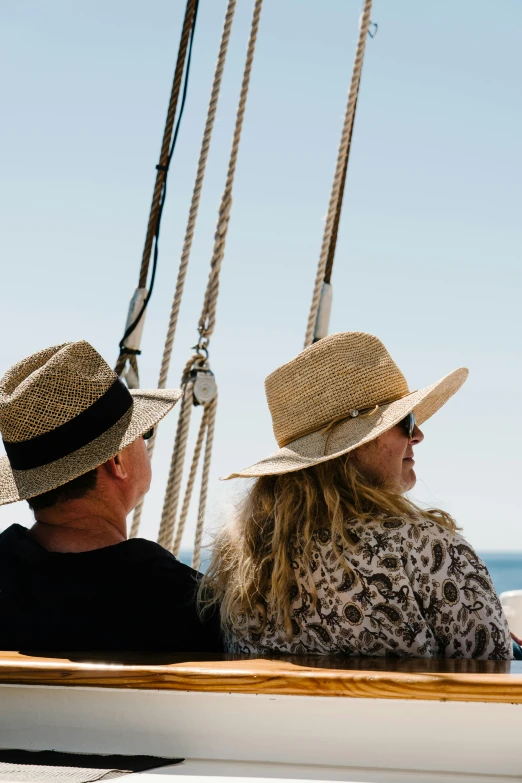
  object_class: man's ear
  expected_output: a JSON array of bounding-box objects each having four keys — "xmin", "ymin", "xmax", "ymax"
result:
[{"xmin": 102, "ymin": 452, "xmax": 128, "ymax": 480}]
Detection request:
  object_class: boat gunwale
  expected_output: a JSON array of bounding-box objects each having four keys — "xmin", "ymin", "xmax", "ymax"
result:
[{"xmin": 0, "ymin": 651, "xmax": 521, "ymax": 703}]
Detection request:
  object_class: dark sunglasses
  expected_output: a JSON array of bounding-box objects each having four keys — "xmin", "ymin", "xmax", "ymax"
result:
[
  {"xmin": 142, "ymin": 428, "xmax": 155, "ymax": 441},
  {"xmin": 400, "ymin": 412, "xmax": 416, "ymax": 439}
]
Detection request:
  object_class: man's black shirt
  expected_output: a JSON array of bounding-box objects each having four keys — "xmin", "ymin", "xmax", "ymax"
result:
[{"xmin": 0, "ymin": 524, "xmax": 222, "ymax": 652}]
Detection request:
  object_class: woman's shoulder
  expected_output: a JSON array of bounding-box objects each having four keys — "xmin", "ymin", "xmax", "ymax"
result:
[
  {"xmin": 345, "ymin": 515, "xmax": 458, "ymax": 543},
  {"xmin": 366, "ymin": 517, "xmax": 489, "ymax": 579},
  {"xmin": 309, "ymin": 516, "xmax": 485, "ymax": 576},
  {"xmin": 345, "ymin": 516, "xmax": 483, "ymax": 564}
]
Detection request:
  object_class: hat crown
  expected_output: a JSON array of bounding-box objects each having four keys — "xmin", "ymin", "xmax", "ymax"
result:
[
  {"xmin": 265, "ymin": 332, "xmax": 409, "ymax": 447},
  {"xmin": 0, "ymin": 341, "xmax": 118, "ymax": 443}
]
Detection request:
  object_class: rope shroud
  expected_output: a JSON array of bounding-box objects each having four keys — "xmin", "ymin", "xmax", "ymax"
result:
[{"xmin": 304, "ymin": 0, "xmax": 373, "ymax": 349}]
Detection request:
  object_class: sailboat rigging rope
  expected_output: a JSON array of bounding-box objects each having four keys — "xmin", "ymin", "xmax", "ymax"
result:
[
  {"xmin": 157, "ymin": 0, "xmax": 238, "ymax": 393},
  {"xmin": 304, "ymin": 0, "xmax": 373, "ymax": 349},
  {"xmin": 190, "ymin": 396, "xmax": 217, "ymax": 567},
  {"xmin": 159, "ymin": 379, "xmax": 195, "ymax": 549},
  {"xmin": 115, "ymin": 0, "xmax": 200, "ymax": 384},
  {"xmin": 174, "ymin": 394, "xmax": 217, "ymax": 566},
  {"xmin": 156, "ymin": 0, "xmax": 264, "ymax": 561},
  {"xmin": 323, "ymin": 92, "xmax": 359, "ymax": 287},
  {"xmin": 197, "ymin": 0, "xmax": 263, "ymax": 345},
  {"xmin": 129, "ymin": 0, "xmax": 238, "ymax": 539}
]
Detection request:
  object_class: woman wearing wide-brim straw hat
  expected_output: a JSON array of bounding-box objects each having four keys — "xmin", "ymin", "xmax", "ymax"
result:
[{"xmin": 201, "ymin": 332, "xmax": 512, "ymax": 659}]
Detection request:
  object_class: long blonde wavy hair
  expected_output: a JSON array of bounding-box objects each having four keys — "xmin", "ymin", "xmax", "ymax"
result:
[{"xmin": 200, "ymin": 451, "xmax": 457, "ymax": 637}]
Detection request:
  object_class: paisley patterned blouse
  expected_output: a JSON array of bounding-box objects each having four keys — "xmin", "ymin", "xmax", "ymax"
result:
[{"xmin": 227, "ymin": 518, "xmax": 512, "ymax": 659}]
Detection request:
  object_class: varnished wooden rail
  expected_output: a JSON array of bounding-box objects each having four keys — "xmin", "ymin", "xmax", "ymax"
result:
[{"xmin": 0, "ymin": 651, "xmax": 521, "ymax": 704}]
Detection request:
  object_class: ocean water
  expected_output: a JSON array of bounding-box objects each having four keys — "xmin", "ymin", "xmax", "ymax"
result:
[
  {"xmin": 180, "ymin": 550, "xmax": 522, "ymax": 596},
  {"xmin": 479, "ymin": 552, "xmax": 522, "ymax": 596}
]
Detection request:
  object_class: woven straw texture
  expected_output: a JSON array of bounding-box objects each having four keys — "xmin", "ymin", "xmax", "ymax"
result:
[
  {"xmin": 267, "ymin": 332, "xmax": 409, "ymax": 447},
  {"xmin": 225, "ymin": 332, "xmax": 468, "ymax": 479},
  {"xmin": 0, "ymin": 341, "xmax": 181, "ymax": 504},
  {"xmin": 0, "ymin": 763, "xmax": 125, "ymax": 782},
  {"xmin": 0, "ymin": 342, "xmax": 120, "ymax": 442},
  {"xmin": 0, "ymin": 750, "xmax": 181, "ymax": 782}
]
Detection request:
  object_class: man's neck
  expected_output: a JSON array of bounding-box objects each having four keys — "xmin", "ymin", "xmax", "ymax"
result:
[{"xmin": 30, "ymin": 504, "xmax": 128, "ymax": 553}]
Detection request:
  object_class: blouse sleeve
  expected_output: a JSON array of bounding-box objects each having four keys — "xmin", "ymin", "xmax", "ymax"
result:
[{"xmin": 405, "ymin": 527, "xmax": 512, "ymax": 659}]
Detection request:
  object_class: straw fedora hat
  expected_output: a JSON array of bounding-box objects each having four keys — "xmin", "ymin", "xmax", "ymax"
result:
[
  {"xmin": 0, "ymin": 341, "xmax": 182, "ymax": 505},
  {"xmin": 225, "ymin": 331, "xmax": 468, "ymax": 479}
]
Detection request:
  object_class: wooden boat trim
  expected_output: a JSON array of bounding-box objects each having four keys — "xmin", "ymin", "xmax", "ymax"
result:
[{"xmin": 0, "ymin": 652, "xmax": 521, "ymax": 703}]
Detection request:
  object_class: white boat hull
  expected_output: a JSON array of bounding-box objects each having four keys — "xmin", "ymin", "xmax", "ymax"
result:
[{"xmin": 0, "ymin": 684, "xmax": 520, "ymax": 781}]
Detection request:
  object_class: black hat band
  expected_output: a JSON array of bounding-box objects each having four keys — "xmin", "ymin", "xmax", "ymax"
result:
[{"xmin": 2, "ymin": 378, "xmax": 133, "ymax": 471}]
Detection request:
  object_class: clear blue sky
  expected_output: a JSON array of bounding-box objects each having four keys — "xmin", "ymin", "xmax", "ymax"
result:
[{"xmin": 0, "ymin": 0, "xmax": 521, "ymax": 551}]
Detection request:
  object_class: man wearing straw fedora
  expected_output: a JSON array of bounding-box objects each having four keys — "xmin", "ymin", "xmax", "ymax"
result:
[{"xmin": 0, "ymin": 341, "xmax": 222, "ymax": 652}]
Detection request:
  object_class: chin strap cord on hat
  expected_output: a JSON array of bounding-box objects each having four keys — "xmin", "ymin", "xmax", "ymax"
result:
[
  {"xmin": 304, "ymin": 0, "xmax": 375, "ymax": 349},
  {"xmin": 131, "ymin": 0, "xmax": 264, "ymax": 570},
  {"xmin": 321, "ymin": 404, "xmax": 379, "ymax": 437},
  {"xmin": 128, "ymin": 0, "xmax": 239, "ymax": 540},
  {"xmin": 115, "ymin": 0, "xmax": 200, "ymax": 388}
]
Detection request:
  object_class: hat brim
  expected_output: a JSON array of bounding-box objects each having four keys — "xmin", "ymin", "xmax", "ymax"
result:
[
  {"xmin": 0, "ymin": 388, "xmax": 182, "ymax": 505},
  {"xmin": 223, "ymin": 368, "xmax": 468, "ymax": 479}
]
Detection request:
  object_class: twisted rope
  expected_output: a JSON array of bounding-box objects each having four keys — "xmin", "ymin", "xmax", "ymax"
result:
[
  {"xmin": 130, "ymin": 353, "xmax": 203, "ymax": 538},
  {"xmin": 157, "ymin": 0, "xmax": 238, "ymax": 391},
  {"xmin": 198, "ymin": 0, "xmax": 263, "ymax": 341},
  {"xmin": 157, "ymin": 0, "xmax": 263, "ymax": 554},
  {"xmin": 157, "ymin": 381, "xmax": 194, "ymax": 549},
  {"xmin": 172, "ymin": 403, "xmax": 209, "ymax": 556},
  {"xmin": 324, "ymin": 91, "xmax": 360, "ymax": 286},
  {"xmin": 172, "ymin": 395, "xmax": 217, "ymax": 559},
  {"xmin": 139, "ymin": 0, "xmax": 198, "ymax": 290},
  {"xmin": 115, "ymin": 0, "xmax": 198, "ymax": 379},
  {"xmin": 129, "ymin": 0, "xmax": 237, "ymax": 538},
  {"xmin": 304, "ymin": 0, "xmax": 373, "ymax": 349},
  {"xmin": 191, "ymin": 396, "xmax": 217, "ymax": 570}
]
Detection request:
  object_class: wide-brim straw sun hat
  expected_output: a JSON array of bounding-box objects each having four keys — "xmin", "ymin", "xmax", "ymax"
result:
[
  {"xmin": 224, "ymin": 331, "xmax": 468, "ymax": 479},
  {"xmin": 0, "ymin": 341, "xmax": 182, "ymax": 505}
]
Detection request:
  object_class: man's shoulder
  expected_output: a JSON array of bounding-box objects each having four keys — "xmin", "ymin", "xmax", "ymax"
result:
[
  {"xmin": 0, "ymin": 524, "xmax": 27, "ymax": 544},
  {"xmin": 120, "ymin": 537, "xmax": 178, "ymax": 562},
  {"xmin": 120, "ymin": 538, "xmax": 202, "ymax": 582},
  {"xmin": 0, "ymin": 524, "xmax": 32, "ymax": 559}
]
